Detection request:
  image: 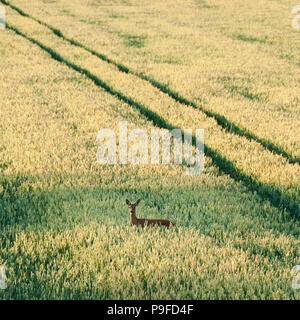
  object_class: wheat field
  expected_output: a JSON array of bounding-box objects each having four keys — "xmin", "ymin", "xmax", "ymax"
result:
[{"xmin": 0, "ymin": 0, "xmax": 299, "ymax": 299}]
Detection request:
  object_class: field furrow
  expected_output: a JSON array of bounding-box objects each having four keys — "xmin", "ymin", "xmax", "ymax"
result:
[
  {"xmin": 3, "ymin": 8, "xmax": 300, "ymax": 219},
  {"xmin": 4, "ymin": 0, "xmax": 300, "ymax": 161},
  {"xmin": 0, "ymin": 0, "xmax": 299, "ymax": 300},
  {"xmin": 1, "ymin": 0, "xmax": 299, "ymax": 166}
]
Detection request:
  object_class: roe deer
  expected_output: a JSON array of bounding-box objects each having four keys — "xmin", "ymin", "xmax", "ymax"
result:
[{"xmin": 126, "ymin": 199, "xmax": 175, "ymax": 228}]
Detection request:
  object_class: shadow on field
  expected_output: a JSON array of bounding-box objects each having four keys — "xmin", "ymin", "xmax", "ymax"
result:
[
  {"xmin": 0, "ymin": 174, "xmax": 52, "ymax": 228},
  {"xmin": 4, "ymin": 22, "xmax": 299, "ymax": 222},
  {"xmin": 1, "ymin": 172, "xmax": 299, "ymax": 299},
  {"xmin": 1, "ymin": 172, "xmax": 299, "ymax": 240}
]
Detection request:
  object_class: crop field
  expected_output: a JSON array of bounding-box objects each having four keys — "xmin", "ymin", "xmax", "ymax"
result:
[{"xmin": 0, "ymin": 0, "xmax": 299, "ymax": 299}]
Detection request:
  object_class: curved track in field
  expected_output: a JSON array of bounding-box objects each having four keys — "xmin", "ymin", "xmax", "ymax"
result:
[
  {"xmin": 5, "ymin": 22, "xmax": 299, "ymax": 221},
  {"xmin": 1, "ymin": 0, "xmax": 299, "ymax": 166}
]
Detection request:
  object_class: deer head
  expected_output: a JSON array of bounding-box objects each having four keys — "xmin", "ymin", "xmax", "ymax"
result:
[{"xmin": 126, "ymin": 199, "xmax": 141, "ymax": 216}]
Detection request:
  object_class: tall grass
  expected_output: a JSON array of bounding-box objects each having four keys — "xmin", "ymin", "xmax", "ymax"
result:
[{"xmin": 0, "ymin": 0, "xmax": 299, "ymax": 299}]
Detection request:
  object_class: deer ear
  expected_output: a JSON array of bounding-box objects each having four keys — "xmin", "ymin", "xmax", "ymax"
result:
[
  {"xmin": 126, "ymin": 199, "xmax": 131, "ymax": 206},
  {"xmin": 136, "ymin": 199, "xmax": 141, "ymax": 205}
]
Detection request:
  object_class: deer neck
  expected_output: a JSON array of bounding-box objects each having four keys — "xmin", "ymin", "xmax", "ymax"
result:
[{"xmin": 130, "ymin": 212, "xmax": 138, "ymax": 225}]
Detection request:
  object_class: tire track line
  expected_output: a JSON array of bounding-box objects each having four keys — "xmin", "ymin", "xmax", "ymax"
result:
[
  {"xmin": 1, "ymin": 0, "xmax": 299, "ymax": 165},
  {"xmin": 5, "ymin": 22, "xmax": 299, "ymax": 220}
]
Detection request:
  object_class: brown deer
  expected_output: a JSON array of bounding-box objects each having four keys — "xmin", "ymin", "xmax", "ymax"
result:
[{"xmin": 126, "ymin": 199, "xmax": 175, "ymax": 228}]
